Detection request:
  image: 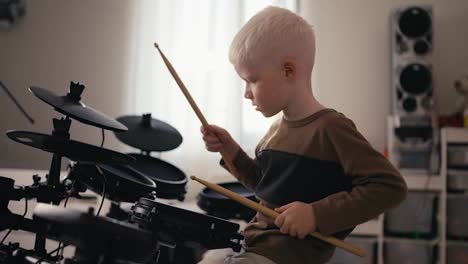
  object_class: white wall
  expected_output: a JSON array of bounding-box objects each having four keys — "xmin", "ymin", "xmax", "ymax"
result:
[
  {"xmin": 1, "ymin": 1, "xmax": 467, "ymax": 169},
  {"xmin": 0, "ymin": 1, "xmax": 137, "ymax": 169},
  {"xmin": 301, "ymin": 0, "xmax": 468, "ymax": 151}
]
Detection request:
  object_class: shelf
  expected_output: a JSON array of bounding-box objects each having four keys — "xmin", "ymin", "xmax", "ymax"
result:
[
  {"xmin": 352, "ymin": 219, "xmax": 381, "ymax": 236},
  {"xmin": 383, "ymin": 236, "xmax": 439, "ymax": 244},
  {"xmin": 444, "ymin": 127, "xmax": 468, "ymax": 143},
  {"xmin": 401, "ymin": 172, "xmax": 443, "ymax": 191}
]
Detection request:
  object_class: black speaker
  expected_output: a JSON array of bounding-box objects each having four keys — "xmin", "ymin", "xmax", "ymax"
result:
[
  {"xmin": 392, "ymin": 6, "xmax": 433, "ymax": 118},
  {"xmin": 0, "ymin": 0, "xmax": 25, "ymax": 29},
  {"xmin": 389, "ymin": 6, "xmax": 438, "ymax": 174}
]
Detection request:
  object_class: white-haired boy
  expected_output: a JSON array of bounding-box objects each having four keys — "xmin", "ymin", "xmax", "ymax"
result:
[{"xmin": 201, "ymin": 6, "xmax": 407, "ymax": 264}]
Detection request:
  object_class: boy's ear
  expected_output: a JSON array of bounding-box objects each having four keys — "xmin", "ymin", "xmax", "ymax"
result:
[{"xmin": 283, "ymin": 61, "xmax": 295, "ymax": 78}]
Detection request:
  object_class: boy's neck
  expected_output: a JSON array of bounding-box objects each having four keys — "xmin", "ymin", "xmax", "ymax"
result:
[{"xmin": 282, "ymin": 87, "xmax": 325, "ymax": 121}]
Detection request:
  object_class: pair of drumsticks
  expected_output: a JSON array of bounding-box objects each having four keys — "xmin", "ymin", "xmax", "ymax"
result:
[{"xmin": 153, "ymin": 43, "xmax": 366, "ymax": 257}]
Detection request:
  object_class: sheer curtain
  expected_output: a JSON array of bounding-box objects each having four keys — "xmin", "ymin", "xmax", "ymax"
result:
[{"xmin": 126, "ymin": 0, "xmax": 298, "ymax": 199}]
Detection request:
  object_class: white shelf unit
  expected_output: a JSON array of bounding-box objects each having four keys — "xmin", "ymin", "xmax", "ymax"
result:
[
  {"xmin": 382, "ymin": 116, "xmax": 446, "ymax": 264},
  {"xmin": 439, "ymin": 127, "xmax": 468, "ymax": 264},
  {"xmin": 386, "ymin": 117, "xmax": 468, "ymax": 264}
]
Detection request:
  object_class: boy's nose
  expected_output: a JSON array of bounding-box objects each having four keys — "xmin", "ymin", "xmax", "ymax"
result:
[{"xmin": 244, "ymin": 86, "xmax": 253, "ymax": 99}]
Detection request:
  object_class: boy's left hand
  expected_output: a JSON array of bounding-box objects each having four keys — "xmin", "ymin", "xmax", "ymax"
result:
[{"xmin": 274, "ymin": 201, "xmax": 316, "ymax": 239}]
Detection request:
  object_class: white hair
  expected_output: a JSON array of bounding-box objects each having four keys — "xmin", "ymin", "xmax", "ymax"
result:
[{"xmin": 229, "ymin": 6, "xmax": 316, "ymax": 75}]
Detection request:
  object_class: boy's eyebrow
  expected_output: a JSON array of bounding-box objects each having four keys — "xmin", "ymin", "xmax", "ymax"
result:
[
  {"xmin": 239, "ymin": 76, "xmax": 249, "ymax": 82},
  {"xmin": 242, "ymin": 75, "xmax": 256, "ymax": 82}
]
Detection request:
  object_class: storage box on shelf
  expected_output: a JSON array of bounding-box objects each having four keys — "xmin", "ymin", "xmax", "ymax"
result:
[
  {"xmin": 447, "ymin": 194, "xmax": 468, "ymax": 239},
  {"xmin": 447, "ymin": 169, "xmax": 468, "ymax": 191},
  {"xmin": 383, "ymin": 190, "xmax": 439, "ymax": 263},
  {"xmin": 384, "ymin": 238, "xmax": 438, "ymax": 264},
  {"xmin": 446, "ymin": 240, "xmax": 468, "ymax": 264},
  {"xmin": 328, "ymin": 236, "xmax": 378, "ymax": 264},
  {"xmin": 384, "ymin": 191, "xmax": 438, "ymax": 239}
]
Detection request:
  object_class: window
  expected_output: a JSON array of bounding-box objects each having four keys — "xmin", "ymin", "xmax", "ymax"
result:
[{"xmin": 126, "ymin": 0, "xmax": 298, "ymax": 193}]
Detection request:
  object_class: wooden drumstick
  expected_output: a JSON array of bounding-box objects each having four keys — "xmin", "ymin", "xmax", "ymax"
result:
[
  {"xmin": 190, "ymin": 175, "xmax": 367, "ymax": 257},
  {"xmin": 154, "ymin": 43, "xmax": 240, "ymax": 178}
]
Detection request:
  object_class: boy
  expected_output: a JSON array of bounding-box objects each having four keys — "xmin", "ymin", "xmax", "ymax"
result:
[{"xmin": 201, "ymin": 6, "xmax": 407, "ymax": 264}]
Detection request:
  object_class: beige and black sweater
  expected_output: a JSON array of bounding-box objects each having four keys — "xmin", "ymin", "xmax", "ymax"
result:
[{"xmin": 223, "ymin": 108, "xmax": 407, "ymax": 264}]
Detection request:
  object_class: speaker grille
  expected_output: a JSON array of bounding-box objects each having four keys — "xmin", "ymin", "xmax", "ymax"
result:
[
  {"xmin": 400, "ymin": 64, "xmax": 432, "ymax": 95},
  {"xmin": 398, "ymin": 7, "xmax": 432, "ymax": 38}
]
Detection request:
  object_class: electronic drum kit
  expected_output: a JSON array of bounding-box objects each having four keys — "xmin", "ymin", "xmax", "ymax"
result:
[{"xmin": 0, "ymin": 82, "xmax": 257, "ymax": 264}]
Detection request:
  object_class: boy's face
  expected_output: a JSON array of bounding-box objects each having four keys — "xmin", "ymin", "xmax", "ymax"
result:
[{"xmin": 234, "ymin": 61, "xmax": 290, "ymax": 117}]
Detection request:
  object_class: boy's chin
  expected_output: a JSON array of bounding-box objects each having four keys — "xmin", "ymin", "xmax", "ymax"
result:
[{"xmin": 259, "ymin": 109, "xmax": 279, "ymax": 118}]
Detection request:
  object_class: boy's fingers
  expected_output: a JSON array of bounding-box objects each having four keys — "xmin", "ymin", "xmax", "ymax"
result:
[
  {"xmin": 207, "ymin": 141, "xmax": 221, "ymax": 148},
  {"xmin": 280, "ymin": 224, "xmax": 290, "ymax": 234},
  {"xmin": 202, "ymin": 125, "xmax": 217, "ymax": 135},
  {"xmin": 274, "ymin": 207, "xmax": 285, "ymax": 213},
  {"xmin": 276, "ymin": 203, "xmax": 293, "ymax": 212},
  {"xmin": 207, "ymin": 125, "xmax": 220, "ymax": 133},
  {"xmin": 203, "ymin": 136, "xmax": 221, "ymax": 144},
  {"xmin": 210, "ymin": 143, "xmax": 223, "ymax": 151},
  {"xmin": 274, "ymin": 214, "xmax": 284, "ymax": 227},
  {"xmin": 207, "ymin": 128, "xmax": 222, "ymax": 140}
]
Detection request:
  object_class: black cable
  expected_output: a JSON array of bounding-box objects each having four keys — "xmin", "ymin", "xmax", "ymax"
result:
[
  {"xmin": 0, "ymin": 230, "xmax": 12, "ymax": 245},
  {"xmin": 63, "ymin": 177, "xmax": 77, "ymax": 208},
  {"xmin": 96, "ymin": 166, "xmax": 106, "ymax": 217},
  {"xmin": 1, "ymin": 198, "xmax": 28, "ymax": 244},
  {"xmin": 63, "ymin": 179, "xmax": 76, "ymax": 208},
  {"xmin": 33, "ymin": 243, "xmax": 69, "ymax": 264},
  {"xmin": 47, "ymin": 243, "xmax": 69, "ymax": 257},
  {"xmin": 96, "ymin": 128, "xmax": 106, "ymax": 216},
  {"xmin": 56, "ymin": 178, "xmax": 77, "ymax": 258},
  {"xmin": 101, "ymin": 128, "xmax": 105, "ymax": 147},
  {"xmin": 56, "ymin": 243, "xmax": 63, "ymax": 259},
  {"xmin": 415, "ymin": 130, "xmax": 438, "ymax": 230},
  {"xmin": 22, "ymin": 199, "xmax": 28, "ymax": 218}
]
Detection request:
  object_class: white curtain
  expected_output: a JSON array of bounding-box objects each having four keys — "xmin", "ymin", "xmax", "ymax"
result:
[{"xmin": 125, "ymin": 0, "xmax": 298, "ymax": 199}]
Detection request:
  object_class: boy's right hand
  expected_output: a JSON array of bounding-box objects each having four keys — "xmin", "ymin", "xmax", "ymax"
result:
[{"xmin": 200, "ymin": 125, "xmax": 240, "ymax": 157}]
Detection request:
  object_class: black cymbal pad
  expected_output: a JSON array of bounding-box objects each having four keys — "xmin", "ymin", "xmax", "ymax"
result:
[
  {"xmin": 114, "ymin": 114, "xmax": 182, "ymax": 151},
  {"xmin": 29, "ymin": 85, "xmax": 127, "ymax": 132},
  {"xmin": 6, "ymin": 130, "xmax": 135, "ymax": 165}
]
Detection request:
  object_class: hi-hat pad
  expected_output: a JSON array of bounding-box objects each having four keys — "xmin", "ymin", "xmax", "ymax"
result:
[
  {"xmin": 114, "ymin": 114, "xmax": 182, "ymax": 152},
  {"xmin": 33, "ymin": 203, "xmax": 154, "ymax": 263},
  {"xmin": 6, "ymin": 130, "xmax": 135, "ymax": 165},
  {"xmin": 29, "ymin": 83, "xmax": 127, "ymax": 132}
]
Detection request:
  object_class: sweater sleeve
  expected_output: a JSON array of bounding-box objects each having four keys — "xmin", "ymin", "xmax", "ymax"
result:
[
  {"xmin": 220, "ymin": 148, "xmax": 263, "ymax": 191},
  {"xmin": 312, "ymin": 117, "xmax": 408, "ymax": 235}
]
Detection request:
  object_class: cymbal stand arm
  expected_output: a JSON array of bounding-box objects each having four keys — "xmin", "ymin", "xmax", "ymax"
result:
[{"xmin": 35, "ymin": 117, "xmax": 72, "ymax": 255}]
